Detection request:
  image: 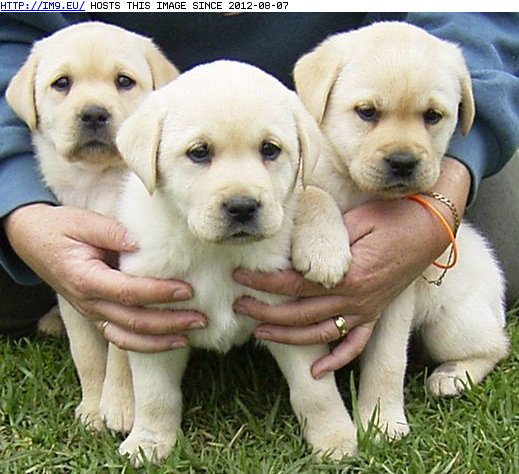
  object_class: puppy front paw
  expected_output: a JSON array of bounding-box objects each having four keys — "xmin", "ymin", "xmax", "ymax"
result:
[
  {"xmin": 74, "ymin": 401, "xmax": 104, "ymax": 431},
  {"xmin": 375, "ymin": 418, "xmax": 410, "ymax": 441},
  {"xmin": 100, "ymin": 344, "xmax": 134, "ymax": 432},
  {"xmin": 99, "ymin": 397, "xmax": 134, "ymax": 434},
  {"xmin": 360, "ymin": 405, "xmax": 409, "ymax": 441},
  {"xmin": 306, "ymin": 426, "xmax": 357, "ymax": 460},
  {"xmin": 119, "ymin": 429, "xmax": 176, "ymax": 467},
  {"xmin": 99, "ymin": 373, "xmax": 134, "ymax": 433},
  {"xmin": 292, "ymin": 234, "xmax": 351, "ymax": 289},
  {"xmin": 293, "ymin": 186, "xmax": 351, "ymax": 288}
]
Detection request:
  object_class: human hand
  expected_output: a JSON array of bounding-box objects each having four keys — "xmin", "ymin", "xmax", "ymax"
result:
[
  {"xmin": 235, "ymin": 158, "xmax": 470, "ymax": 379},
  {"xmin": 4, "ymin": 203, "xmax": 207, "ymax": 352}
]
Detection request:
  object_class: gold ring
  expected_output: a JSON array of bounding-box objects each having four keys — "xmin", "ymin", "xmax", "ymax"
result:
[
  {"xmin": 101, "ymin": 320, "xmax": 109, "ymax": 336},
  {"xmin": 333, "ymin": 316, "xmax": 349, "ymax": 338}
]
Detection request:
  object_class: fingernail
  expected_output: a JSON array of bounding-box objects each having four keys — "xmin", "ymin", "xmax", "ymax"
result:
[
  {"xmin": 188, "ymin": 320, "xmax": 206, "ymax": 330},
  {"xmin": 122, "ymin": 233, "xmax": 138, "ymax": 250},
  {"xmin": 312, "ymin": 369, "xmax": 325, "ymax": 380},
  {"xmin": 254, "ymin": 327, "xmax": 271, "ymax": 340},
  {"xmin": 234, "ymin": 269, "xmax": 252, "ymax": 285},
  {"xmin": 172, "ymin": 288, "xmax": 192, "ymax": 301},
  {"xmin": 234, "ymin": 297, "xmax": 253, "ymax": 313},
  {"xmin": 171, "ymin": 340, "xmax": 188, "ymax": 350}
]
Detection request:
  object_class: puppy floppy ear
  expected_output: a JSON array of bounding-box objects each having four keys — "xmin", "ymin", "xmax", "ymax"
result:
[
  {"xmin": 458, "ymin": 64, "xmax": 475, "ymax": 136},
  {"xmin": 293, "ymin": 40, "xmax": 343, "ymax": 125},
  {"xmin": 144, "ymin": 41, "xmax": 180, "ymax": 89},
  {"xmin": 117, "ymin": 95, "xmax": 166, "ymax": 194},
  {"xmin": 6, "ymin": 51, "xmax": 39, "ymax": 130},
  {"xmin": 291, "ymin": 95, "xmax": 323, "ymax": 187}
]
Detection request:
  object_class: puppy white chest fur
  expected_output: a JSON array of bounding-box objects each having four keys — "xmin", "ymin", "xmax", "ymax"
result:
[
  {"xmin": 35, "ymin": 134, "xmax": 124, "ymax": 216},
  {"xmin": 119, "ymin": 174, "xmax": 291, "ymax": 352}
]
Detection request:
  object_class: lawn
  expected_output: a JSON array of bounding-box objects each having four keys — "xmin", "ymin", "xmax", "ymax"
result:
[{"xmin": 1, "ymin": 304, "xmax": 517, "ymax": 473}]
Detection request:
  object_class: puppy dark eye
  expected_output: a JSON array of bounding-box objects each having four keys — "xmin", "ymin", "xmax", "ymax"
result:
[
  {"xmin": 260, "ymin": 141, "xmax": 281, "ymax": 161},
  {"xmin": 187, "ymin": 143, "xmax": 212, "ymax": 164},
  {"xmin": 355, "ymin": 105, "xmax": 379, "ymax": 122},
  {"xmin": 423, "ymin": 109, "xmax": 443, "ymax": 125},
  {"xmin": 51, "ymin": 76, "xmax": 71, "ymax": 92},
  {"xmin": 117, "ymin": 75, "xmax": 136, "ymax": 90}
]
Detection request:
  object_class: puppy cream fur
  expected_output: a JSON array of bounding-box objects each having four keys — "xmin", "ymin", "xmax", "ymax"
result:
[
  {"xmin": 6, "ymin": 21, "xmax": 178, "ymax": 433},
  {"xmin": 294, "ymin": 22, "xmax": 509, "ymax": 439},
  {"xmin": 116, "ymin": 60, "xmax": 354, "ymax": 465}
]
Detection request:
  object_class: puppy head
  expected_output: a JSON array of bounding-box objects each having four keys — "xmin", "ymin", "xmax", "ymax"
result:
[
  {"xmin": 6, "ymin": 21, "xmax": 178, "ymax": 167},
  {"xmin": 294, "ymin": 21, "xmax": 475, "ymax": 197},
  {"xmin": 117, "ymin": 60, "xmax": 321, "ymax": 244}
]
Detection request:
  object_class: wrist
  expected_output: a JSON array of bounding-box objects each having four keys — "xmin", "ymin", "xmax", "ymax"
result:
[
  {"xmin": 408, "ymin": 194, "xmax": 458, "ymax": 271},
  {"xmin": 431, "ymin": 157, "xmax": 471, "ymax": 216},
  {"xmin": 406, "ymin": 156, "xmax": 469, "ymax": 262},
  {"xmin": 403, "ymin": 197, "xmax": 452, "ymax": 259},
  {"xmin": 410, "ymin": 157, "xmax": 470, "ymax": 234},
  {"xmin": 4, "ymin": 203, "xmax": 55, "ymax": 243}
]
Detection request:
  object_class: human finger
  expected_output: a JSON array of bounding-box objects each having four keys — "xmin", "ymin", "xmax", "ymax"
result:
[
  {"xmin": 67, "ymin": 209, "xmax": 138, "ymax": 253},
  {"xmin": 87, "ymin": 300, "xmax": 206, "ymax": 335},
  {"xmin": 254, "ymin": 318, "xmax": 341, "ymax": 345},
  {"xmin": 253, "ymin": 314, "xmax": 370, "ymax": 345},
  {"xmin": 311, "ymin": 321, "xmax": 377, "ymax": 379},
  {"xmin": 97, "ymin": 320, "xmax": 189, "ymax": 353},
  {"xmin": 77, "ymin": 261, "xmax": 194, "ymax": 306},
  {"xmin": 234, "ymin": 294, "xmax": 351, "ymax": 326},
  {"xmin": 233, "ymin": 268, "xmax": 334, "ymax": 298}
]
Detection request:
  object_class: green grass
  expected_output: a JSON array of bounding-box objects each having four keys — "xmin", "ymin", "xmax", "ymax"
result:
[{"xmin": 1, "ymin": 305, "xmax": 518, "ymax": 473}]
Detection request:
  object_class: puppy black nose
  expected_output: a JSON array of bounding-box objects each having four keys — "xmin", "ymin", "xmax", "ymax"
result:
[
  {"xmin": 223, "ymin": 197, "xmax": 260, "ymax": 223},
  {"xmin": 386, "ymin": 153, "xmax": 417, "ymax": 177},
  {"xmin": 79, "ymin": 106, "xmax": 111, "ymax": 131}
]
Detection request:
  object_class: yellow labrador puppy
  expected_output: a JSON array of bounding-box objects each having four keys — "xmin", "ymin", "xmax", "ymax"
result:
[
  {"xmin": 294, "ymin": 22, "xmax": 509, "ymax": 439},
  {"xmin": 115, "ymin": 60, "xmax": 354, "ymax": 465},
  {"xmin": 6, "ymin": 21, "xmax": 178, "ymax": 433}
]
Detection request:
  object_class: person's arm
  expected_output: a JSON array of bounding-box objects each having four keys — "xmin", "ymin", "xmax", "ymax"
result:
[{"xmin": 0, "ymin": 14, "xmax": 70, "ymax": 283}]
